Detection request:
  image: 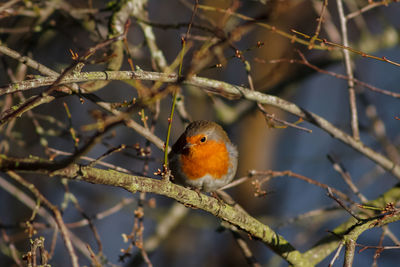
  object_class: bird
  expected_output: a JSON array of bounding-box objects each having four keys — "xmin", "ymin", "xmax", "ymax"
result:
[{"xmin": 168, "ymin": 120, "xmax": 238, "ymax": 192}]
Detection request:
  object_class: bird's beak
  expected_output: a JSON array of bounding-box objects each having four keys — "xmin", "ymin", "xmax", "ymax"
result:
[{"xmin": 183, "ymin": 142, "xmax": 193, "ymax": 150}]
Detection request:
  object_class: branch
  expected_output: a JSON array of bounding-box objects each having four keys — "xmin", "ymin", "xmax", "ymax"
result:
[
  {"xmin": 344, "ymin": 238, "xmax": 355, "ymax": 267},
  {"xmin": 3, "ymin": 156, "xmax": 400, "ymax": 266},
  {"xmin": 304, "ymin": 184, "xmax": 400, "ymax": 265},
  {"xmin": 3, "ymin": 70, "xmax": 399, "ymax": 179},
  {"xmin": 336, "ymin": 0, "xmax": 359, "ymax": 140},
  {"xmin": 0, "ymin": 156, "xmax": 311, "ymax": 266}
]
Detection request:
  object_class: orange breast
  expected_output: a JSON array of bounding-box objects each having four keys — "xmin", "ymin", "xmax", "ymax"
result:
[{"xmin": 181, "ymin": 139, "xmax": 229, "ymax": 180}]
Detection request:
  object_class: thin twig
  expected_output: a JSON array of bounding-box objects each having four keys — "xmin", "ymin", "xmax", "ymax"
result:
[
  {"xmin": 309, "ymin": 0, "xmax": 328, "ymax": 49},
  {"xmin": 48, "ymin": 147, "xmax": 132, "ymax": 173},
  {"xmin": 373, "ymin": 227, "xmax": 386, "ymax": 265},
  {"xmin": 311, "ymin": 0, "xmax": 341, "ymax": 43},
  {"xmin": 346, "ymin": 1, "xmax": 390, "ymax": 20},
  {"xmin": 336, "ymin": 0, "xmax": 359, "ymax": 140},
  {"xmin": 0, "ymin": 224, "xmax": 23, "ymax": 266},
  {"xmin": 66, "ymin": 198, "xmax": 134, "ymax": 228},
  {"xmin": 277, "ymin": 205, "xmax": 340, "ymax": 228},
  {"xmin": 0, "ymin": 43, "xmax": 58, "ymax": 77},
  {"xmin": 329, "ymin": 241, "xmax": 344, "ymax": 267},
  {"xmin": 327, "ymin": 154, "xmax": 368, "ymax": 203},
  {"xmin": 383, "ymin": 226, "xmax": 400, "ymax": 246},
  {"xmin": 326, "ymin": 187, "xmax": 362, "ymax": 221},
  {"xmin": 222, "ymin": 222, "xmax": 261, "ymax": 267},
  {"xmin": 252, "ymin": 170, "xmax": 354, "ymax": 203},
  {"xmin": 356, "ymin": 244, "xmax": 400, "ymax": 250},
  {"xmin": 87, "ymin": 144, "xmax": 127, "ymax": 168},
  {"xmin": 63, "ymin": 181, "xmax": 103, "ymax": 255}
]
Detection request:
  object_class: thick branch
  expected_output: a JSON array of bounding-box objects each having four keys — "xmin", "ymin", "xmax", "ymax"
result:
[{"xmin": 0, "ymin": 156, "xmax": 311, "ymax": 266}]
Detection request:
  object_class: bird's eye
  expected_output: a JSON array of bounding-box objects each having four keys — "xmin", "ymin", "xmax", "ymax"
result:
[{"xmin": 200, "ymin": 136, "xmax": 207, "ymax": 143}]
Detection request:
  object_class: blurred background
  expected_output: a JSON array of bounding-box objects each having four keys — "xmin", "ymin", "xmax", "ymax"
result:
[{"xmin": 1, "ymin": 0, "xmax": 400, "ymax": 266}]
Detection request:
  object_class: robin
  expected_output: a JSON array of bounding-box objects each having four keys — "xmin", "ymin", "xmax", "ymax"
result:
[{"xmin": 168, "ymin": 120, "xmax": 238, "ymax": 192}]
